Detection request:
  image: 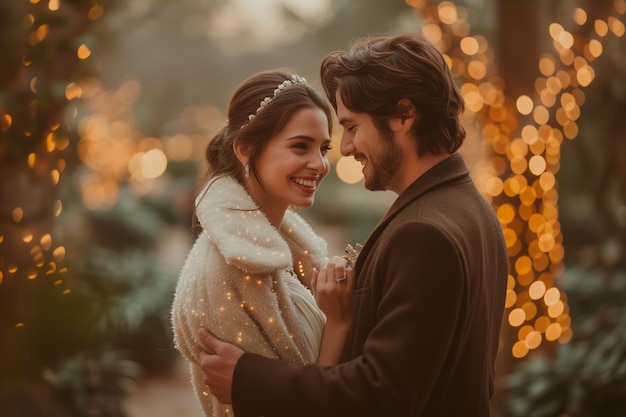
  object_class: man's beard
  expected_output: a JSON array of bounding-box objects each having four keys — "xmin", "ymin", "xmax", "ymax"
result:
[{"xmin": 363, "ymin": 132, "xmax": 402, "ymax": 192}]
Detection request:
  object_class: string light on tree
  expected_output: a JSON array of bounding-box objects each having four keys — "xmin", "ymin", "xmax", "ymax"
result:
[{"xmin": 406, "ymin": 0, "xmax": 625, "ymax": 358}]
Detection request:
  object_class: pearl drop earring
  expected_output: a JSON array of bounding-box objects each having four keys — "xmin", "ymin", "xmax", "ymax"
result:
[{"xmin": 245, "ymin": 164, "xmax": 250, "ymax": 178}]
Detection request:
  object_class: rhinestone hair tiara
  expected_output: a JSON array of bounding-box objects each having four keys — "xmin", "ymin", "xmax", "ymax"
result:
[{"xmin": 240, "ymin": 74, "xmax": 307, "ymax": 129}]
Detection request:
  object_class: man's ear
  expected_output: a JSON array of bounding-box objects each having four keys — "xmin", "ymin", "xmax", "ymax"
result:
[
  {"xmin": 233, "ymin": 140, "xmax": 251, "ymax": 167},
  {"xmin": 390, "ymin": 98, "xmax": 418, "ymax": 133}
]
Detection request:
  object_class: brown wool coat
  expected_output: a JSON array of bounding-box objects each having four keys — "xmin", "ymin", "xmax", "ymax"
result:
[{"xmin": 230, "ymin": 153, "xmax": 509, "ymax": 417}]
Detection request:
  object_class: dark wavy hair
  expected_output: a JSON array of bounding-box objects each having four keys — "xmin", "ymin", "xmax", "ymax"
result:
[
  {"xmin": 320, "ymin": 33, "xmax": 465, "ymax": 155},
  {"xmin": 200, "ymin": 69, "xmax": 333, "ymax": 188}
]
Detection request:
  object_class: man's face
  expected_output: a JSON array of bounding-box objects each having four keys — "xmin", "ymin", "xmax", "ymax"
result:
[{"xmin": 335, "ymin": 91, "xmax": 402, "ymax": 192}]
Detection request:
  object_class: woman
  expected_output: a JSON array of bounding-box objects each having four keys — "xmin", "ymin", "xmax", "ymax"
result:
[{"xmin": 171, "ymin": 69, "xmax": 353, "ymax": 417}]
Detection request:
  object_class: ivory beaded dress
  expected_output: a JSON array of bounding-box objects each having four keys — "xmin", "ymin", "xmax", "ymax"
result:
[{"xmin": 171, "ymin": 176, "xmax": 328, "ymax": 417}]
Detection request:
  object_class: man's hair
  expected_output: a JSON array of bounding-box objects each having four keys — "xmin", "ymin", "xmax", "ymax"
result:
[{"xmin": 320, "ymin": 33, "xmax": 466, "ymax": 155}]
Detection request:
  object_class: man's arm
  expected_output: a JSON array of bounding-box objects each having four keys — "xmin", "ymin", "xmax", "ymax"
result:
[
  {"xmin": 197, "ymin": 257, "xmax": 353, "ymax": 401},
  {"xmin": 200, "ymin": 223, "xmax": 465, "ymax": 417}
]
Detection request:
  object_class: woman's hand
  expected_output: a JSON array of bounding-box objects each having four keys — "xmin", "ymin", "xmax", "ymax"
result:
[
  {"xmin": 311, "ymin": 256, "xmax": 354, "ymax": 326},
  {"xmin": 311, "ymin": 256, "xmax": 353, "ymax": 366}
]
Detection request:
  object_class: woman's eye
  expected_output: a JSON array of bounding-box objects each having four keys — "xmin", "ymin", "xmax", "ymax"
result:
[{"xmin": 321, "ymin": 145, "xmax": 332, "ymax": 155}]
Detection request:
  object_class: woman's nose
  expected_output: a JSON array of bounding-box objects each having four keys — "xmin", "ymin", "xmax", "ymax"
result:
[{"xmin": 308, "ymin": 150, "xmax": 327, "ymax": 173}]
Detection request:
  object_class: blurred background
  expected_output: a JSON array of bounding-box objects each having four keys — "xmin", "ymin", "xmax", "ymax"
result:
[{"xmin": 1, "ymin": 0, "xmax": 625, "ymax": 416}]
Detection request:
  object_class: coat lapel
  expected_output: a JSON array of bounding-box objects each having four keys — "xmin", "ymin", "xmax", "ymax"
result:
[{"xmin": 353, "ymin": 153, "xmax": 470, "ymax": 275}]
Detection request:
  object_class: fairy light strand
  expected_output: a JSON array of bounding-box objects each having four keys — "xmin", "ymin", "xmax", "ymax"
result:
[{"xmin": 406, "ymin": 0, "xmax": 625, "ymax": 358}]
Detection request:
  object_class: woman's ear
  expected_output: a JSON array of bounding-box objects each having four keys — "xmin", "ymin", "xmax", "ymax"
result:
[{"xmin": 233, "ymin": 140, "xmax": 250, "ymax": 167}]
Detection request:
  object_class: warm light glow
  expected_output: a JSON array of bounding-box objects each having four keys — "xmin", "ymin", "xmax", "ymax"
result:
[
  {"xmin": 525, "ymin": 330, "xmax": 542, "ymax": 349},
  {"xmin": 532, "ymin": 106, "xmax": 550, "ymax": 125},
  {"xmin": 535, "ymin": 316, "xmax": 551, "ymax": 333},
  {"xmin": 545, "ymin": 323, "xmax": 562, "ymax": 341},
  {"xmin": 508, "ymin": 308, "xmax": 525, "ymax": 327},
  {"xmin": 145, "ymin": 149, "xmax": 168, "ymax": 176},
  {"xmin": 336, "ymin": 156, "xmax": 363, "ymax": 184},
  {"xmin": 595, "ymin": 19, "xmax": 609, "ymax": 36},
  {"xmin": 77, "ymin": 44, "xmax": 91, "ymax": 59},
  {"xmin": 503, "ymin": 228, "xmax": 517, "ymax": 248},
  {"xmin": 12, "ymin": 208, "xmax": 24, "ymax": 223},
  {"xmin": 528, "ymin": 155, "xmax": 546, "ymax": 175},
  {"xmin": 497, "ymin": 203, "xmax": 516, "ymax": 224},
  {"xmin": 529, "ymin": 280, "xmax": 546, "ymax": 299},
  {"xmin": 512, "ymin": 341, "xmax": 529, "ymax": 358},
  {"xmin": 164, "ymin": 134, "xmax": 195, "ymax": 161},
  {"xmin": 1, "ymin": 114, "xmax": 12, "ymax": 131},
  {"xmin": 539, "ymin": 172, "xmax": 556, "ymax": 190},
  {"xmin": 467, "ymin": 60, "xmax": 487, "ymax": 80},
  {"xmin": 557, "ymin": 31, "xmax": 574, "ymax": 49},
  {"xmin": 516, "ymin": 95, "xmax": 533, "ymax": 115},
  {"xmin": 41, "ymin": 234, "xmax": 52, "ymax": 250},
  {"xmin": 573, "ymin": 8, "xmax": 587, "ymax": 25},
  {"xmin": 65, "ymin": 82, "xmax": 83, "ymax": 100},
  {"xmin": 549, "ymin": 23, "xmax": 565, "ymax": 40},
  {"xmin": 548, "ymin": 300, "xmax": 565, "ymax": 317},
  {"xmin": 460, "ymin": 36, "xmax": 479, "ymax": 55},
  {"xmin": 587, "ymin": 39, "xmax": 603, "ymax": 58},
  {"xmin": 576, "ymin": 66, "xmax": 594, "ymax": 86},
  {"xmin": 35, "ymin": 24, "xmax": 49, "ymax": 43},
  {"xmin": 515, "ymin": 256, "xmax": 533, "ymax": 275},
  {"xmin": 53, "ymin": 246, "xmax": 66, "ymax": 262},
  {"xmin": 463, "ymin": 91, "xmax": 484, "ymax": 113},
  {"xmin": 608, "ymin": 16, "xmax": 625, "ymax": 36},
  {"xmin": 437, "ymin": 1, "xmax": 457, "ymax": 24},
  {"xmin": 422, "ymin": 24, "xmax": 443, "ymax": 45},
  {"xmin": 544, "ymin": 287, "xmax": 560, "ymax": 306},
  {"xmin": 505, "ymin": 289, "xmax": 517, "ymax": 308},
  {"xmin": 88, "ymin": 5, "xmax": 104, "ymax": 20}
]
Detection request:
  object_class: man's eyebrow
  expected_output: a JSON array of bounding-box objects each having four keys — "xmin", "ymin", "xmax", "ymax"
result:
[{"xmin": 337, "ymin": 117, "xmax": 354, "ymax": 126}]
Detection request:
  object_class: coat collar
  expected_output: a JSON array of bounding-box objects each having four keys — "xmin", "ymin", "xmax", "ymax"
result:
[
  {"xmin": 195, "ymin": 176, "xmax": 327, "ymax": 274},
  {"xmin": 381, "ymin": 153, "xmax": 469, "ymax": 225},
  {"xmin": 354, "ymin": 153, "xmax": 470, "ymax": 273}
]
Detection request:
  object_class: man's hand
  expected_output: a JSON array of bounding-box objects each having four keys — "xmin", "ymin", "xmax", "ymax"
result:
[{"xmin": 197, "ymin": 328, "xmax": 245, "ymax": 405}]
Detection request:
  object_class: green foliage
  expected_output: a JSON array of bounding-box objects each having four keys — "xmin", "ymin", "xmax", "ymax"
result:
[
  {"xmin": 69, "ymin": 247, "xmax": 177, "ymax": 374},
  {"xmin": 498, "ymin": 267, "xmax": 626, "ymax": 417},
  {"xmin": 73, "ymin": 248, "xmax": 173, "ymax": 337},
  {"xmin": 0, "ymin": 273, "xmax": 96, "ymax": 378},
  {"xmin": 84, "ymin": 193, "xmax": 166, "ymax": 250},
  {"xmin": 0, "ymin": 184, "xmax": 180, "ymax": 412},
  {"xmin": 44, "ymin": 350, "xmax": 142, "ymax": 417}
]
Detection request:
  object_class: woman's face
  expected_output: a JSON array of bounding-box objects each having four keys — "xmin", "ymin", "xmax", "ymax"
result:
[{"xmin": 248, "ymin": 106, "xmax": 331, "ymax": 226}]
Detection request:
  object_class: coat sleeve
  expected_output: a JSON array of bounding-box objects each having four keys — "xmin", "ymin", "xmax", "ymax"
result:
[{"xmin": 231, "ymin": 222, "xmax": 466, "ymax": 417}]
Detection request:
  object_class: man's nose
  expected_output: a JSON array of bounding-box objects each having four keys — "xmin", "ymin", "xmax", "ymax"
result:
[{"xmin": 340, "ymin": 133, "xmax": 355, "ymax": 156}]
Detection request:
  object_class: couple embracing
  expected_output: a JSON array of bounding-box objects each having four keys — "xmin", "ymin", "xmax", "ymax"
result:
[{"xmin": 171, "ymin": 33, "xmax": 508, "ymax": 417}]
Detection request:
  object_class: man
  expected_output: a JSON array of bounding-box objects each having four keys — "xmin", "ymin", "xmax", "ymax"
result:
[{"xmin": 197, "ymin": 33, "xmax": 508, "ymax": 417}]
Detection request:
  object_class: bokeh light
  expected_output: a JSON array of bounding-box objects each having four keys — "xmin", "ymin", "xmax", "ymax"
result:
[{"xmin": 406, "ymin": 0, "xmax": 625, "ymax": 358}]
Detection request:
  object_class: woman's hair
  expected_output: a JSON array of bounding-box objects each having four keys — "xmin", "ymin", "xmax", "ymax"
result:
[
  {"xmin": 201, "ymin": 69, "xmax": 333, "ymax": 188},
  {"xmin": 320, "ymin": 33, "xmax": 465, "ymax": 156}
]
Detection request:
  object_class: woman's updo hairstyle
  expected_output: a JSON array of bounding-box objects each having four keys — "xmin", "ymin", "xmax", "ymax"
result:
[{"xmin": 201, "ymin": 69, "xmax": 333, "ymax": 187}]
